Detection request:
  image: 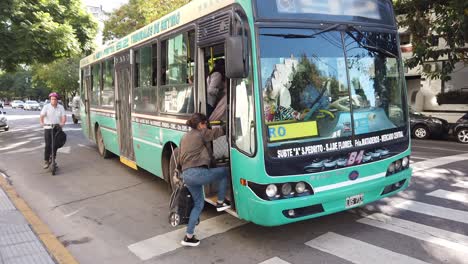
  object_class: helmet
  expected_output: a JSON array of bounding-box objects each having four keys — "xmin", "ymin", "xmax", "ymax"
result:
[{"xmin": 49, "ymin": 92, "xmax": 59, "ymax": 99}]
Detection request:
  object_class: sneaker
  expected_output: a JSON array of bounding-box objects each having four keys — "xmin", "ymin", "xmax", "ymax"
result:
[
  {"xmin": 43, "ymin": 161, "xmax": 50, "ymax": 169},
  {"xmin": 181, "ymin": 235, "xmax": 200, "ymax": 247},
  {"xmin": 216, "ymin": 201, "xmax": 231, "ymax": 212}
]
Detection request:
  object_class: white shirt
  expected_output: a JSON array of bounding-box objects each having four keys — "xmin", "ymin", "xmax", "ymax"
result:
[{"xmin": 41, "ymin": 103, "xmax": 65, "ymax": 125}]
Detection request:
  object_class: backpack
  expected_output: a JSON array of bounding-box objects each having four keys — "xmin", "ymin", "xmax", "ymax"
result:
[{"xmin": 54, "ymin": 127, "xmax": 67, "ymax": 149}]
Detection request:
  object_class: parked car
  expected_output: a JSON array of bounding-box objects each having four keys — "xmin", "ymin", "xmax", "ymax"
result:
[
  {"xmin": 11, "ymin": 100, "xmax": 25, "ymax": 109},
  {"xmin": 452, "ymin": 113, "xmax": 468, "ymax": 144},
  {"xmin": 409, "ymin": 110, "xmax": 450, "ymax": 139},
  {"xmin": 24, "ymin": 100, "xmax": 40, "ymax": 110},
  {"xmin": 0, "ymin": 111, "xmax": 8, "ymax": 131}
]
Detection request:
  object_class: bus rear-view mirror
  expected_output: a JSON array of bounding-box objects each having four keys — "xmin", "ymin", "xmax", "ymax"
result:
[{"xmin": 225, "ymin": 36, "xmax": 248, "ymax": 79}]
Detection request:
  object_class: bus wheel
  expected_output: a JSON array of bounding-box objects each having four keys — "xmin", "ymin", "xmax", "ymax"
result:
[
  {"xmin": 169, "ymin": 148, "xmax": 182, "ymax": 191},
  {"xmin": 96, "ymin": 126, "xmax": 112, "ymax": 158}
]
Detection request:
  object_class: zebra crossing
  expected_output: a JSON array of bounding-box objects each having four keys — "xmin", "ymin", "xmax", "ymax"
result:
[
  {"xmin": 257, "ymin": 164, "xmax": 468, "ymax": 264},
  {"xmin": 126, "ymin": 153, "xmax": 468, "ymax": 264}
]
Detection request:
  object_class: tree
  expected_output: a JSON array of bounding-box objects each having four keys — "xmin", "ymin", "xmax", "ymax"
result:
[
  {"xmin": 32, "ymin": 56, "xmax": 80, "ymax": 106},
  {"xmin": 103, "ymin": 0, "xmax": 190, "ymax": 42},
  {"xmin": 0, "ymin": 0, "xmax": 97, "ymax": 71},
  {"xmin": 393, "ymin": 0, "xmax": 468, "ymax": 81}
]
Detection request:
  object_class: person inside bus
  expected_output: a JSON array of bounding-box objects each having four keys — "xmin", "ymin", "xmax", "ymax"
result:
[
  {"xmin": 208, "ymin": 75, "xmax": 228, "ymax": 121},
  {"xmin": 39, "ymin": 92, "xmax": 66, "ymax": 169},
  {"xmin": 179, "ymin": 113, "xmax": 230, "ymax": 247},
  {"xmin": 206, "ymin": 58, "xmax": 226, "ymax": 117}
]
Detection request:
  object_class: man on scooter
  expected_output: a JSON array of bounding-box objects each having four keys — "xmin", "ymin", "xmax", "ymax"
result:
[{"xmin": 39, "ymin": 92, "xmax": 66, "ymax": 169}]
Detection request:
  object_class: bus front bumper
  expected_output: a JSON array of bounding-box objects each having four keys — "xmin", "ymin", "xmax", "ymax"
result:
[{"xmin": 242, "ymin": 168, "xmax": 412, "ymax": 226}]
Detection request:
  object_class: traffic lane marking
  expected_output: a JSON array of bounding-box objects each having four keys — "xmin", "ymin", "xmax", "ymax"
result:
[
  {"xmin": 426, "ymin": 190, "xmax": 468, "ymax": 204},
  {"xmin": 357, "ymin": 213, "xmax": 468, "ymax": 253},
  {"xmin": 411, "ymin": 145, "xmax": 468, "ymax": 153},
  {"xmin": 394, "ymin": 200, "xmax": 468, "ymax": 224},
  {"xmin": 411, "ymin": 152, "xmax": 468, "ymax": 172},
  {"xmin": 305, "ymin": 232, "xmax": 429, "ymax": 264},
  {"xmin": 259, "ymin": 257, "xmax": 292, "ymax": 264},
  {"xmin": 128, "ymin": 213, "xmax": 246, "ymax": 260}
]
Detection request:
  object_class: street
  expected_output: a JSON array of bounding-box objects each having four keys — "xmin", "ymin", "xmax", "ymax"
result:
[{"xmin": 0, "ymin": 107, "xmax": 467, "ymax": 264}]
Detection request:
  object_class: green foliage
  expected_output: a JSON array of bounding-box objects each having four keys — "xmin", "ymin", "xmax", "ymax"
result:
[
  {"xmin": 0, "ymin": 0, "xmax": 97, "ymax": 71},
  {"xmin": 103, "ymin": 0, "xmax": 191, "ymax": 42},
  {"xmin": 0, "ymin": 68, "xmax": 48, "ymax": 100},
  {"xmin": 436, "ymin": 91, "xmax": 468, "ymax": 104},
  {"xmin": 394, "ymin": 0, "xmax": 468, "ymax": 81},
  {"xmin": 32, "ymin": 56, "xmax": 80, "ymax": 102}
]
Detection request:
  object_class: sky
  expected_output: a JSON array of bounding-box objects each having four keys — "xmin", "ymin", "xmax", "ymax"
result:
[{"xmin": 82, "ymin": 0, "xmax": 129, "ymax": 12}]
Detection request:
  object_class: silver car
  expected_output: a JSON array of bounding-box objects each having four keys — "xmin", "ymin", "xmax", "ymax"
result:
[
  {"xmin": 24, "ymin": 100, "xmax": 40, "ymax": 110},
  {"xmin": 0, "ymin": 111, "xmax": 8, "ymax": 131}
]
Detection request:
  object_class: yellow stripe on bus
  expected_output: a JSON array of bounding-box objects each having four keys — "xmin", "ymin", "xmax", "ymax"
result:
[
  {"xmin": 120, "ymin": 157, "xmax": 138, "ymax": 170},
  {"xmin": 268, "ymin": 121, "xmax": 319, "ymax": 142}
]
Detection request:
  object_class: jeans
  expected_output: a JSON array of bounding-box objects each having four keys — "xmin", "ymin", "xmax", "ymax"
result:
[
  {"xmin": 44, "ymin": 128, "xmax": 59, "ymax": 161},
  {"xmin": 182, "ymin": 166, "xmax": 228, "ymax": 235}
]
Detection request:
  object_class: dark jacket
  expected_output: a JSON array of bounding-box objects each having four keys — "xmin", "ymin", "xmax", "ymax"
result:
[{"xmin": 179, "ymin": 127, "xmax": 224, "ymax": 171}]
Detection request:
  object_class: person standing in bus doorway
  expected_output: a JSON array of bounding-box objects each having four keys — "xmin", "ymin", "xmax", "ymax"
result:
[
  {"xmin": 206, "ymin": 59, "xmax": 226, "ymax": 117},
  {"xmin": 39, "ymin": 92, "xmax": 66, "ymax": 169},
  {"xmin": 179, "ymin": 113, "xmax": 230, "ymax": 247}
]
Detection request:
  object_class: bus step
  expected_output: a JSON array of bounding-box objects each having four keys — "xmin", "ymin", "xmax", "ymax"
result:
[{"xmin": 205, "ymin": 195, "xmax": 238, "ymax": 218}]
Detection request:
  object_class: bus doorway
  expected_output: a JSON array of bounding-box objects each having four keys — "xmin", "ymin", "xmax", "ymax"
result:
[
  {"xmin": 200, "ymin": 43, "xmax": 235, "ymax": 212},
  {"xmin": 114, "ymin": 52, "xmax": 136, "ymax": 167},
  {"xmin": 82, "ymin": 68, "xmax": 93, "ymax": 140}
]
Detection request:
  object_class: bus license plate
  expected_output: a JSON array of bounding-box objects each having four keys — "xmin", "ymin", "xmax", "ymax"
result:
[{"xmin": 346, "ymin": 194, "xmax": 364, "ymax": 208}]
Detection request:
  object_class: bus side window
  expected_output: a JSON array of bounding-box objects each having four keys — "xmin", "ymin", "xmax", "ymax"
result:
[
  {"xmin": 159, "ymin": 30, "xmax": 195, "ymax": 114},
  {"xmin": 134, "ymin": 45, "xmax": 157, "ymax": 113}
]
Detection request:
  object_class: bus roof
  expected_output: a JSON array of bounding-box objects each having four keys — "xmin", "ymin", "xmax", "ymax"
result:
[{"xmin": 80, "ymin": 0, "xmax": 236, "ymax": 68}]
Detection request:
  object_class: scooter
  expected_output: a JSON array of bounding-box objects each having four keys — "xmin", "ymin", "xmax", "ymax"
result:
[{"xmin": 44, "ymin": 124, "xmax": 61, "ymax": 175}]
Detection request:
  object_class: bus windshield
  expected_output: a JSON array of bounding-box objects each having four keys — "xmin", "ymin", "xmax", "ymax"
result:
[{"xmin": 260, "ymin": 27, "xmax": 407, "ymax": 156}]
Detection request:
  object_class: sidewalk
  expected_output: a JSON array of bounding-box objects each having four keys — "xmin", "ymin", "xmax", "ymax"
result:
[
  {"xmin": 0, "ymin": 174, "xmax": 78, "ymax": 264},
  {"xmin": 0, "ymin": 185, "xmax": 56, "ymax": 263}
]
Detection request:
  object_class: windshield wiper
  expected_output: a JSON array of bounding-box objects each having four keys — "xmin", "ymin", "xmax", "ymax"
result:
[
  {"xmin": 346, "ymin": 25, "xmax": 397, "ymax": 58},
  {"xmin": 260, "ymin": 23, "xmax": 340, "ymax": 39}
]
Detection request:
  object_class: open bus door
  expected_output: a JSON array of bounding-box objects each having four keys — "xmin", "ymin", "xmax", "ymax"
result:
[
  {"xmin": 114, "ymin": 51, "xmax": 137, "ymax": 169},
  {"xmin": 82, "ymin": 67, "xmax": 93, "ymax": 140},
  {"xmin": 199, "ymin": 42, "xmax": 236, "ymax": 214}
]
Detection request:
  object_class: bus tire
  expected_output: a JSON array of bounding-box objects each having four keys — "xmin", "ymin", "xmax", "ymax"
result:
[
  {"xmin": 96, "ymin": 126, "xmax": 112, "ymax": 158},
  {"xmin": 169, "ymin": 148, "xmax": 182, "ymax": 191}
]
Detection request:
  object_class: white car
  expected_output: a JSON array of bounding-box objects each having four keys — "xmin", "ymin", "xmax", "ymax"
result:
[
  {"xmin": 24, "ymin": 100, "xmax": 40, "ymax": 111},
  {"xmin": 11, "ymin": 100, "xmax": 25, "ymax": 109},
  {"xmin": 0, "ymin": 111, "xmax": 8, "ymax": 131}
]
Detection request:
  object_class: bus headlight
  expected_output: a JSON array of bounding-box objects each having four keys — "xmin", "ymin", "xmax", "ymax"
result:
[
  {"xmin": 402, "ymin": 156, "xmax": 409, "ymax": 167},
  {"xmin": 295, "ymin": 182, "xmax": 306, "ymax": 193},
  {"xmin": 281, "ymin": 183, "xmax": 292, "ymax": 196},
  {"xmin": 248, "ymin": 181, "xmax": 314, "ymax": 200},
  {"xmin": 395, "ymin": 160, "xmax": 402, "ymax": 171},
  {"xmin": 266, "ymin": 184, "xmax": 278, "ymax": 198},
  {"xmin": 388, "ymin": 163, "xmax": 395, "ymax": 174}
]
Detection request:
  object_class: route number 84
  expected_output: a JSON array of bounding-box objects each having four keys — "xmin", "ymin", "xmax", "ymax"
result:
[{"xmin": 347, "ymin": 150, "xmax": 365, "ymax": 166}]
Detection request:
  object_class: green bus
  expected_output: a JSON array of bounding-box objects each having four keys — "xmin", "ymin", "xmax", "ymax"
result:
[{"xmin": 79, "ymin": 0, "xmax": 412, "ymax": 226}]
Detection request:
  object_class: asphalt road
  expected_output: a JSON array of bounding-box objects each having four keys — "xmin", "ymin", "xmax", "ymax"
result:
[{"xmin": 0, "ymin": 107, "xmax": 467, "ymax": 264}]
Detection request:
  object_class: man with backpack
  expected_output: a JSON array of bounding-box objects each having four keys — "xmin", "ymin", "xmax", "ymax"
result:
[{"xmin": 39, "ymin": 92, "xmax": 66, "ymax": 169}]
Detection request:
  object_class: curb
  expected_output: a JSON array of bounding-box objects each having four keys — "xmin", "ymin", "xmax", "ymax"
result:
[{"xmin": 0, "ymin": 173, "xmax": 79, "ymax": 264}]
